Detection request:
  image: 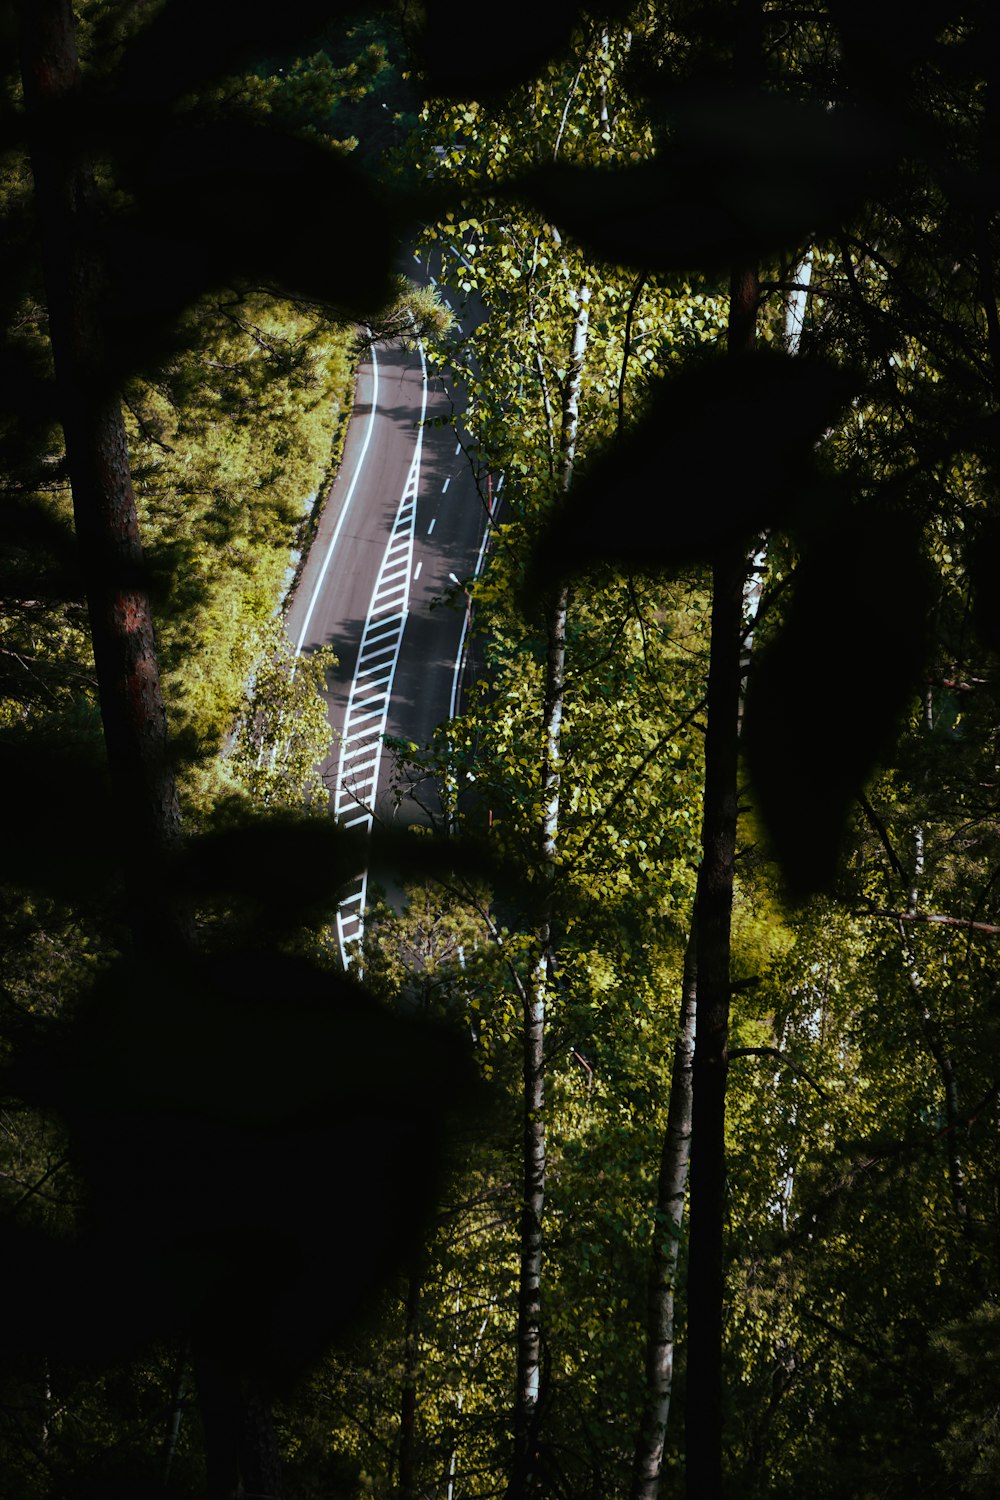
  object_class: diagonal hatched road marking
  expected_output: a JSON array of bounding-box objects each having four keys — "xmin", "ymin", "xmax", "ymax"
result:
[{"xmin": 334, "ymin": 346, "xmax": 427, "ymax": 964}]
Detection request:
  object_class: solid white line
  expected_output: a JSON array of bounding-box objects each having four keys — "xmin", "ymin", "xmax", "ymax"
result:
[
  {"xmin": 414, "ymin": 559, "xmax": 423, "ymax": 580},
  {"xmin": 473, "ymin": 505, "xmax": 494, "ymax": 579},
  {"xmin": 294, "ymin": 344, "xmax": 380, "ymax": 655},
  {"xmin": 427, "ymin": 517, "xmax": 437, "ymax": 535},
  {"xmin": 449, "ymin": 612, "xmax": 470, "ymax": 723},
  {"xmin": 448, "ymin": 471, "xmax": 500, "ymax": 722}
]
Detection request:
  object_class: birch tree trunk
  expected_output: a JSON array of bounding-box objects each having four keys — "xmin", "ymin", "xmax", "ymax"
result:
[
  {"xmin": 399, "ymin": 1268, "xmax": 421, "ymax": 1500},
  {"xmin": 510, "ymin": 283, "xmax": 589, "ymax": 1498},
  {"xmin": 630, "ymin": 926, "xmax": 697, "ymax": 1500}
]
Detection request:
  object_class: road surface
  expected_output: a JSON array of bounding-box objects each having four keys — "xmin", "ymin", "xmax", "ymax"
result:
[{"xmin": 285, "ymin": 300, "xmax": 494, "ymax": 962}]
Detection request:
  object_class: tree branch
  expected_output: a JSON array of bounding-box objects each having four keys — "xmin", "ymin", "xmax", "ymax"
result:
[
  {"xmin": 728, "ymin": 1046, "xmax": 829, "ymax": 1099},
  {"xmin": 861, "ymin": 908, "xmax": 1000, "ymax": 937}
]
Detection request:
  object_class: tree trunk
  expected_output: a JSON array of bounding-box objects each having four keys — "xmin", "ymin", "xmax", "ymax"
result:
[
  {"xmin": 900, "ymin": 817, "xmax": 972, "ymax": 1233},
  {"xmin": 195, "ymin": 1353, "xmax": 283, "ymax": 1500},
  {"xmin": 18, "ymin": 9, "xmax": 280, "ymax": 1493},
  {"xmin": 16, "ymin": 0, "xmax": 186, "ymax": 953},
  {"xmin": 510, "ymin": 283, "xmax": 589, "ymax": 1498},
  {"xmin": 399, "ymin": 1268, "xmax": 421, "ymax": 1500},
  {"xmin": 630, "ymin": 925, "xmax": 697, "ymax": 1500},
  {"xmin": 684, "ymin": 263, "xmax": 758, "ymax": 1500}
]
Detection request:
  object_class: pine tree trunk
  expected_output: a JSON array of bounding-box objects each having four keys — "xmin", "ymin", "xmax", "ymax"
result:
[
  {"xmin": 16, "ymin": 0, "xmax": 185, "ymax": 952},
  {"xmin": 18, "ymin": 9, "xmax": 281, "ymax": 1493},
  {"xmin": 630, "ymin": 925, "xmax": 697, "ymax": 1500},
  {"xmin": 684, "ymin": 264, "xmax": 758, "ymax": 1500}
]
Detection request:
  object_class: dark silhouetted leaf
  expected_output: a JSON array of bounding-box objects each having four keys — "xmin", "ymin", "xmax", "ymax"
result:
[
  {"xmin": 965, "ymin": 512, "xmax": 1000, "ymax": 655},
  {"xmin": 104, "ymin": 124, "xmax": 400, "ymax": 373},
  {"xmin": 114, "ymin": 0, "xmax": 365, "ymax": 111},
  {"xmin": 827, "ymin": 0, "xmax": 969, "ymax": 78},
  {"xmin": 0, "ymin": 494, "xmax": 82, "ymax": 600},
  {"xmin": 743, "ymin": 509, "xmax": 931, "ymax": 894},
  {"xmin": 368, "ymin": 824, "xmax": 526, "ymax": 898},
  {"xmin": 506, "ymin": 90, "xmax": 904, "ymax": 270},
  {"xmin": 176, "ymin": 812, "xmax": 367, "ymax": 931},
  {"xmin": 527, "ymin": 353, "xmax": 853, "ymax": 591},
  {"xmin": 3, "ymin": 950, "xmax": 483, "ymax": 1384},
  {"xmin": 409, "ymin": 0, "xmax": 623, "ymax": 99},
  {"xmin": 0, "ymin": 729, "xmax": 118, "ymax": 903}
]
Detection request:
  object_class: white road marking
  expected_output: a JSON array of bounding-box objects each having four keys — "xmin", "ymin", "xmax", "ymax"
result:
[
  {"xmin": 340, "ymin": 743, "xmax": 379, "ymax": 764},
  {"xmin": 442, "ymin": 477, "xmax": 451, "ymax": 493},
  {"xmin": 449, "ymin": 472, "xmax": 502, "ymax": 722},
  {"xmin": 335, "ymin": 342, "xmax": 429, "ymax": 967},
  {"xmin": 294, "ymin": 343, "xmax": 380, "ymax": 656},
  {"xmin": 428, "ymin": 517, "xmax": 437, "ymax": 535},
  {"xmin": 414, "ymin": 559, "xmax": 423, "ymax": 580},
  {"xmin": 455, "ymin": 441, "xmax": 461, "ymax": 455}
]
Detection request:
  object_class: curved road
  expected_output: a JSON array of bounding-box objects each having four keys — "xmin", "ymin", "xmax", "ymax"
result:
[{"xmin": 285, "ymin": 301, "xmax": 493, "ymax": 963}]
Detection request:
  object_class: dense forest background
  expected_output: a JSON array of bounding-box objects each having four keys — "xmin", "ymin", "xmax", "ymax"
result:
[{"xmin": 2, "ymin": 2, "xmax": 1000, "ymax": 1498}]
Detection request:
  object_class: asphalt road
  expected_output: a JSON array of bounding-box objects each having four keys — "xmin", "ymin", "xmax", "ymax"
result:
[{"xmin": 284, "ymin": 289, "xmax": 493, "ymax": 960}]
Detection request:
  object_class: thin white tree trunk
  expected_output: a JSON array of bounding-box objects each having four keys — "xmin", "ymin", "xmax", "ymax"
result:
[
  {"xmin": 630, "ymin": 926, "xmax": 697, "ymax": 1500},
  {"xmin": 511, "ymin": 285, "xmax": 589, "ymax": 1498}
]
